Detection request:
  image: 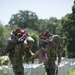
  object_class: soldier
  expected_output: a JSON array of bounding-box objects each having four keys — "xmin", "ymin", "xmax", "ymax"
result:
[
  {"xmin": 38, "ymin": 30, "xmax": 61, "ymax": 75},
  {"xmin": 4, "ymin": 28, "xmax": 43, "ymax": 75},
  {"xmin": 10, "ymin": 36, "xmax": 36, "ymax": 75},
  {"xmin": 4, "ymin": 28, "xmax": 29, "ymax": 54}
]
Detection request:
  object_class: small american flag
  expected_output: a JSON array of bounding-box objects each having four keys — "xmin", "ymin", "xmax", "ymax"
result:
[{"xmin": 39, "ymin": 52, "xmax": 48, "ymax": 63}]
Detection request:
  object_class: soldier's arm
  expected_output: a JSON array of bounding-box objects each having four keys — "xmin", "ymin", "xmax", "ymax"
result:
[
  {"xmin": 57, "ymin": 42, "xmax": 61, "ymax": 65},
  {"xmin": 25, "ymin": 50, "xmax": 33, "ymax": 58},
  {"xmin": 30, "ymin": 48, "xmax": 44, "ymax": 59}
]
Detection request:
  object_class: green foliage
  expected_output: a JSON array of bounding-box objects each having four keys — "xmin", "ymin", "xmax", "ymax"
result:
[
  {"xmin": 37, "ymin": 17, "xmax": 58, "ymax": 34},
  {"xmin": 4, "ymin": 69, "xmax": 8, "ymax": 75},
  {"xmin": 61, "ymin": 1, "xmax": 75, "ymax": 58},
  {"xmin": 26, "ymin": 28, "xmax": 38, "ymax": 36},
  {"xmin": 0, "ymin": 56, "xmax": 10, "ymax": 65},
  {"xmin": 9, "ymin": 10, "xmax": 38, "ymax": 30},
  {"xmin": 72, "ymin": 1, "xmax": 75, "ymax": 14},
  {"xmin": 9, "ymin": 10, "xmax": 59, "ymax": 34},
  {"xmin": 0, "ymin": 24, "xmax": 6, "ymax": 53}
]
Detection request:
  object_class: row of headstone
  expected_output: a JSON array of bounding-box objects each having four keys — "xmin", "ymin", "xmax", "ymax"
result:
[
  {"xmin": 0, "ymin": 64, "xmax": 45, "ymax": 75},
  {"xmin": 0, "ymin": 67, "xmax": 4, "ymax": 75},
  {"xmin": 0, "ymin": 61, "xmax": 75, "ymax": 75},
  {"xmin": 58, "ymin": 62, "xmax": 75, "ymax": 75}
]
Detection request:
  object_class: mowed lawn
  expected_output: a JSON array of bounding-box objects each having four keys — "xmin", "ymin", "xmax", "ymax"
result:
[{"xmin": 67, "ymin": 70, "xmax": 75, "ymax": 75}]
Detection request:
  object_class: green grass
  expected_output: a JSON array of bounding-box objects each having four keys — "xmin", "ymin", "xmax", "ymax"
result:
[
  {"xmin": 67, "ymin": 70, "xmax": 75, "ymax": 75},
  {"xmin": 4, "ymin": 69, "xmax": 47, "ymax": 75},
  {"xmin": 4, "ymin": 68, "xmax": 75, "ymax": 75},
  {"xmin": 4, "ymin": 70, "xmax": 47, "ymax": 75},
  {"xmin": 4, "ymin": 69, "xmax": 8, "ymax": 75}
]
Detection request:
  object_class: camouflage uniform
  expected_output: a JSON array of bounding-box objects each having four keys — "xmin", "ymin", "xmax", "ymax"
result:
[
  {"xmin": 8, "ymin": 36, "xmax": 34, "ymax": 75},
  {"xmin": 9, "ymin": 43, "xmax": 24, "ymax": 75},
  {"xmin": 9, "ymin": 43, "xmax": 31, "ymax": 75},
  {"xmin": 40, "ymin": 35, "xmax": 61, "ymax": 75},
  {"xmin": 4, "ymin": 29, "xmax": 34, "ymax": 75}
]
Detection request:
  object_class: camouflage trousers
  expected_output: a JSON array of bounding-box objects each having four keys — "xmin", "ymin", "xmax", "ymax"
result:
[
  {"xmin": 44, "ymin": 59, "xmax": 56, "ymax": 75},
  {"xmin": 9, "ymin": 43, "xmax": 24, "ymax": 75}
]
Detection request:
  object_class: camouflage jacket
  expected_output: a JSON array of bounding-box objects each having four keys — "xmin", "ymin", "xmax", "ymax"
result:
[
  {"xmin": 39, "ymin": 34, "xmax": 61, "ymax": 61},
  {"xmin": 41, "ymin": 35, "xmax": 61, "ymax": 69}
]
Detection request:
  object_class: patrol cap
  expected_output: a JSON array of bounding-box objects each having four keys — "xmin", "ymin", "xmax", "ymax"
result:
[{"xmin": 24, "ymin": 36, "xmax": 34, "ymax": 45}]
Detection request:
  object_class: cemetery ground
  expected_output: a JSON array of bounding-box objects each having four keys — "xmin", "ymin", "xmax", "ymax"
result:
[
  {"xmin": 4, "ymin": 70, "xmax": 75, "ymax": 75},
  {"xmin": 1, "ymin": 56, "xmax": 75, "ymax": 75}
]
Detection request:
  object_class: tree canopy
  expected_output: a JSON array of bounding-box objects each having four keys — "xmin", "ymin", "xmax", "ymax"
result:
[{"xmin": 61, "ymin": 1, "xmax": 75, "ymax": 58}]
